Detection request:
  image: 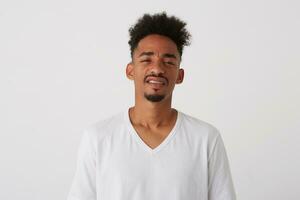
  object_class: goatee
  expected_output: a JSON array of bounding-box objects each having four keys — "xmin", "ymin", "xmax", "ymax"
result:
[{"xmin": 144, "ymin": 93, "xmax": 165, "ymax": 102}]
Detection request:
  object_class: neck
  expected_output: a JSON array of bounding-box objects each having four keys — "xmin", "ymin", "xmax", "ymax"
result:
[{"xmin": 129, "ymin": 96, "xmax": 177, "ymax": 128}]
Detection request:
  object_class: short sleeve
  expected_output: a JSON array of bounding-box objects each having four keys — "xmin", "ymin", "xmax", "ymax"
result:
[
  {"xmin": 67, "ymin": 130, "xmax": 97, "ymax": 200},
  {"xmin": 208, "ymin": 132, "xmax": 236, "ymax": 200}
]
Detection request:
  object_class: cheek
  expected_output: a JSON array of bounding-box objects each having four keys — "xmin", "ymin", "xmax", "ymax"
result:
[
  {"xmin": 133, "ymin": 68, "xmax": 145, "ymax": 80},
  {"xmin": 133, "ymin": 74, "xmax": 146, "ymax": 86},
  {"xmin": 169, "ymin": 72, "xmax": 179, "ymax": 83}
]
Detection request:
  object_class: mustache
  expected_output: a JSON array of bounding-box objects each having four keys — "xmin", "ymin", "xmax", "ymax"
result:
[{"xmin": 144, "ymin": 74, "xmax": 168, "ymax": 84}]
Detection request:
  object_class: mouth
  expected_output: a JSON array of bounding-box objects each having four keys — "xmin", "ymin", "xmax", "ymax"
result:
[
  {"xmin": 145, "ymin": 77, "xmax": 166, "ymax": 90},
  {"xmin": 145, "ymin": 76, "xmax": 168, "ymax": 86},
  {"xmin": 146, "ymin": 80, "xmax": 165, "ymax": 85}
]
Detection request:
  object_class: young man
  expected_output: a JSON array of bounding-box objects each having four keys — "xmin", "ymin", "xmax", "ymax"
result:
[{"xmin": 67, "ymin": 12, "xmax": 236, "ymax": 200}]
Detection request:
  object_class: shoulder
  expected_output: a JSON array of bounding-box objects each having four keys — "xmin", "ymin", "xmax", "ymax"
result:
[
  {"xmin": 82, "ymin": 110, "xmax": 125, "ymax": 143},
  {"xmin": 179, "ymin": 111, "xmax": 225, "ymax": 158},
  {"xmin": 179, "ymin": 111, "xmax": 221, "ymax": 143}
]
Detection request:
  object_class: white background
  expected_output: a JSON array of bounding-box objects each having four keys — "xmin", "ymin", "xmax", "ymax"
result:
[{"xmin": 1, "ymin": 0, "xmax": 299, "ymax": 199}]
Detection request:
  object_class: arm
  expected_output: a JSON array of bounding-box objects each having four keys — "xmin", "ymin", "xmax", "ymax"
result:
[
  {"xmin": 208, "ymin": 133, "xmax": 236, "ymax": 200},
  {"xmin": 67, "ymin": 130, "xmax": 97, "ymax": 200}
]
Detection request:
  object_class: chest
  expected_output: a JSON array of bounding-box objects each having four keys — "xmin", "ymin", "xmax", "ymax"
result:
[
  {"xmin": 132, "ymin": 125, "xmax": 174, "ymax": 150},
  {"xmin": 96, "ymin": 126, "xmax": 208, "ymax": 199},
  {"xmin": 98, "ymin": 145, "xmax": 203, "ymax": 198}
]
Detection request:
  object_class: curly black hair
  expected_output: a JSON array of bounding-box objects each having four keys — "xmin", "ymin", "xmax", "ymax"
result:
[{"xmin": 128, "ymin": 12, "xmax": 191, "ymax": 59}]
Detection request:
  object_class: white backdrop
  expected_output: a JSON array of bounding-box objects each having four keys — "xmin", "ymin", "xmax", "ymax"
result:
[{"xmin": 1, "ymin": 0, "xmax": 299, "ymax": 199}]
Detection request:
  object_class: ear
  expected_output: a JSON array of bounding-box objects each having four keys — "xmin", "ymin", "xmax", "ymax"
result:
[
  {"xmin": 126, "ymin": 62, "xmax": 134, "ymax": 80},
  {"xmin": 175, "ymin": 68, "xmax": 184, "ymax": 84}
]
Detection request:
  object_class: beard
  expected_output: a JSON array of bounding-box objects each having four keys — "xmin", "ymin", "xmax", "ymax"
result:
[{"xmin": 144, "ymin": 93, "xmax": 165, "ymax": 102}]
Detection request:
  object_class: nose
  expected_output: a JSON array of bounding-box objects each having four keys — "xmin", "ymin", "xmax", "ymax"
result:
[{"xmin": 149, "ymin": 58, "xmax": 165, "ymax": 75}]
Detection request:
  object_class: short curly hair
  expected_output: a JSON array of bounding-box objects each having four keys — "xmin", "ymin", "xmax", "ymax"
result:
[{"xmin": 128, "ymin": 12, "xmax": 191, "ymax": 59}]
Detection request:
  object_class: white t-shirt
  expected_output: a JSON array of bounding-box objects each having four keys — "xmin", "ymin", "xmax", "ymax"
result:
[{"xmin": 67, "ymin": 108, "xmax": 236, "ymax": 200}]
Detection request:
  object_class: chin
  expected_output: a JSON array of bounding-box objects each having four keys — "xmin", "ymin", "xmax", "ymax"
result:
[{"xmin": 144, "ymin": 93, "xmax": 165, "ymax": 102}]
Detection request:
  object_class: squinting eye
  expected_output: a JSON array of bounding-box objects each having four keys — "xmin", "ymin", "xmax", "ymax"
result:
[
  {"xmin": 165, "ymin": 62, "xmax": 175, "ymax": 65},
  {"xmin": 141, "ymin": 60, "xmax": 150, "ymax": 63}
]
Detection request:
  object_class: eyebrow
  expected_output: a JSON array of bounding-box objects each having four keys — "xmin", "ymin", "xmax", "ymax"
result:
[{"xmin": 138, "ymin": 51, "xmax": 177, "ymax": 59}]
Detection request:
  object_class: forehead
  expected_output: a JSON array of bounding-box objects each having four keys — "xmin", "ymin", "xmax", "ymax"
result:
[{"xmin": 134, "ymin": 34, "xmax": 179, "ymax": 58}]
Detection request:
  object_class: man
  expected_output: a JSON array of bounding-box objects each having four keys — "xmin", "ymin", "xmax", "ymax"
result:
[{"xmin": 67, "ymin": 12, "xmax": 236, "ymax": 200}]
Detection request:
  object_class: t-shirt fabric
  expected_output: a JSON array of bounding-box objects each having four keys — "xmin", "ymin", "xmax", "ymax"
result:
[{"xmin": 67, "ymin": 108, "xmax": 236, "ymax": 200}]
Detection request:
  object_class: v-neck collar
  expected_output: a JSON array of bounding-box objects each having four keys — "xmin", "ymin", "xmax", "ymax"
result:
[{"xmin": 124, "ymin": 107, "xmax": 182, "ymax": 154}]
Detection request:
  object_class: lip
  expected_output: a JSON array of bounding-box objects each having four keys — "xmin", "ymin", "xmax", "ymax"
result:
[
  {"xmin": 146, "ymin": 81, "xmax": 165, "ymax": 89},
  {"xmin": 145, "ymin": 76, "xmax": 168, "ymax": 85}
]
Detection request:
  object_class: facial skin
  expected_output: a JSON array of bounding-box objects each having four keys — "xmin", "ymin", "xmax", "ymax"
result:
[{"xmin": 126, "ymin": 34, "xmax": 184, "ymax": 105}]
